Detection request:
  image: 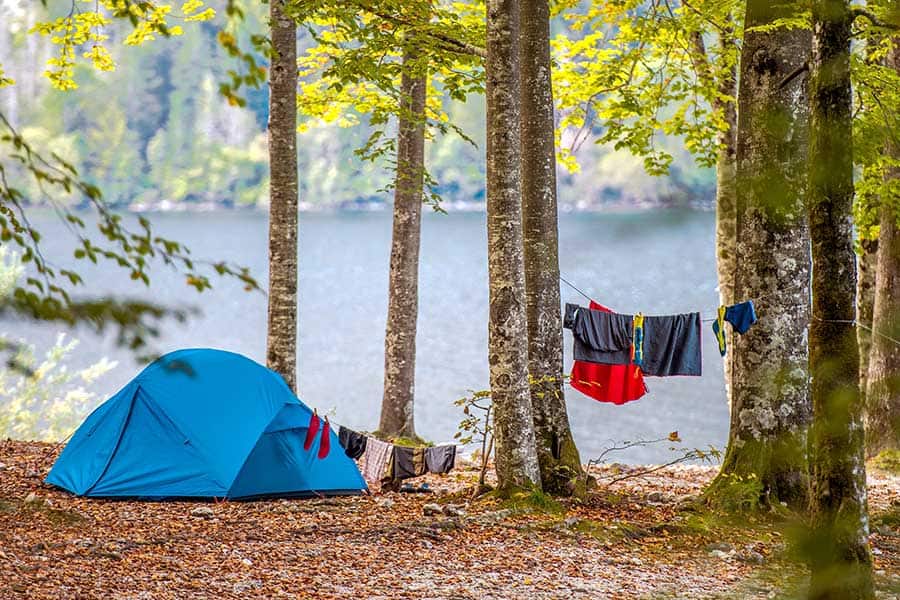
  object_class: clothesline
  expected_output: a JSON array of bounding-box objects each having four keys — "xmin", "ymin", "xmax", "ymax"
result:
[
  {"xmin": 559, "ymin": 274, "xmax": 900, "ymax": 349},
  {"xmin": 559, "ymin": 274, "xmax": 740, "ymax": 322}
]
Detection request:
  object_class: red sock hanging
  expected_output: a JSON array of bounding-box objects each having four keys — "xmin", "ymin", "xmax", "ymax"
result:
[
  {"xmin": 304, "ymin": 412, "xmax": 321, "ymax": 451},
  {"xmin": 318, "ymin": 418, "xmax": 331, "ymax": 459}
]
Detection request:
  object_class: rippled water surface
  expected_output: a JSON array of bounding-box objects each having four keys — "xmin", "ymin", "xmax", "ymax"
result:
[{"xmin": 4, "ymin": 210, "xmax": 728, "ymax": 463}]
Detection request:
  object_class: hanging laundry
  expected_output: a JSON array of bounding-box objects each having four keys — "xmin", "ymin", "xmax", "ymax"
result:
[
  {"xmin": 338, "ymin": 426, "xmax": 368, "ymax": 460},
  {"xmin": 565, "ymin": 303, "xmax": 702, "ymax": 377},
  {"xmin": 392, "ymin": 446, "xmax": 428, "ymax": 480},
  {"xmin": 361, "ymin": 437, "xmax": 393, "ymax": 483},
  {"xmin": 632, "ymin": 313, "xmax": 645, "ymax": 366},
  {"xmin": 303, "ymin": 412, "xmax": 321, "ymax": 451},
  {"xmin": 317, "ymin": 418, "xmax": 332, "ymax": 459},
  {"xmin": 711, "ymin": 300, "xmax": 758, "ymax": 356},
  {"xmin": 424, "ymin": 445, "xmax": 457, "ymax": 474},
  {"xmin": 569, "ymin": 301, "xmax": 648, "ymax": 405}
]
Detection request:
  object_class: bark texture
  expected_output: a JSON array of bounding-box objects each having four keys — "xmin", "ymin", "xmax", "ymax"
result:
[
  {"xmin": 713, "ymin": 31, "xmax": 739, "ymax": 410},
  {"xmin": 856, "ymin": 237, "xmax": 877, "ymax": 407},
  {"xmin": 711, "ymin": 0, "xmax": 811, "ymax": 507},
  {"xmin": 379, "ymin": 51, "xmax": 427, "ymax": 439},
  {"xmin": 266, "ymin": 0, "xmax": 299, "ymax": 392},
  {"xmin": 519, "ymin": 0, "xmax": 583, "ymax": 495},
  {"xmin": 485, "ymin": 0, "xmax": 542, "ymax": 493},
  {"xmin": 808, "ymin": 2, "xmax": 874, "ymax": 597}
]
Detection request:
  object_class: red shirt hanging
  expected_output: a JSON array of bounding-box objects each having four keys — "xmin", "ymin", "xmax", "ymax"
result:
[{"xmin": 570, "ymin": 301, "xmax": 648, "ymax": 405}]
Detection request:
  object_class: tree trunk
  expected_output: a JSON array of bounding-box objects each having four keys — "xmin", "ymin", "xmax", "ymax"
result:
[
  {"xmin": 709, "ymin": 0, "xmax": 811, "ymax": 508},
  {"xmin": 485, "ymin": 0, "xmax": 542, "ymax": 494},
  {"xmin": 379, "ymin": 50, "xmax": 427, "ymax": 440},
  {"xmin": 713, "ymin": 31, "xmax": 739, "ymax": 412},
  {"xmin": 856, "ymin": 237, "xmax": 877, "ymax": 407},
  {"xmin": 807, "ymin": 2, "xmax": 874, "ymax": 598},
  {"xmin": 865, "ymin": 41, "xmax": 900, "ymax": 458},
  {"xmin": 266, "ymin": 0, "xmax": 299, "ymax": 392},
  {"xmin": 519, "ymin": 0, "xmax": 583, "ymax": 495}
]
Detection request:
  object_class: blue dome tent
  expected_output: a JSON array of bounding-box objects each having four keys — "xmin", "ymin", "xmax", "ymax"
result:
[{"xmin": 46, "ymin": 348, "xmax": 367, "ymax": 499}]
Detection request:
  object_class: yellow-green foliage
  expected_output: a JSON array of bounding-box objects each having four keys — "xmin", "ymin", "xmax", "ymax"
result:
[{"xmin": 26, "ymin": 0, "xmax": 215, "ymax": 91}]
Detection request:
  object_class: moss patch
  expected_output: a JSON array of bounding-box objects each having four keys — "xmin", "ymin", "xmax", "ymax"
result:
[{"xmin": 869, "ymin": 449, "xmax": 900, "ymax": 475}]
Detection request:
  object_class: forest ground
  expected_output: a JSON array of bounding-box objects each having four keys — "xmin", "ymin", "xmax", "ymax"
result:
[{"xmin": 1, "ymin": 440, "xmax": 898, "ymax": 599}]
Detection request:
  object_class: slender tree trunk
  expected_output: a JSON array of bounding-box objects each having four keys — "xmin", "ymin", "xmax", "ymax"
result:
[
  {"xmin": 709, "ymin": 0, "xmax": 811, "ymax": 508},
  {"xmin": 379, "ymin": 50, "xmax": 427, "ymax": 440},
  {"xmin": 808, "ymin": 2, "xmax": 874, "ymax": 598},
  {"xmin": 485, "ymin": 0, "xmax": 541, "ymax": 493},
  {"xmin": 519, "ymin": 0, "xmax": 583, "ymax": 495},
  {"xmin": 713, "ymin": 32, "xmax": 739, "ymax": 411},
  {"xmin": 266, "ymin": 0, "xmax": 299, "ymax": 392},
  {"xmin": 856, "ymin": 237, "xmax": 877, "ymax": 407},
  {"xmin": 864, "ymin": 36, "xmax": 900, "ymax": 458}
]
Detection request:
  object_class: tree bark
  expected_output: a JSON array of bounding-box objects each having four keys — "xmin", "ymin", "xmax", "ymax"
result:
[
  {"xmin": 379, "ymin": 50, "xmax": 427, "ymax": 440},
  {"xmin": 266, "ymin": 0, "xmax": 299, "ymax": 392},
  {"xmin": 856, "ymin": 237, "xmax": 877, "ymax": 407},
  {"xmin": 864, "ymin": 36, "xmax": 900, "ymax": 458},
  {"xmin": 519, "ymin": 0, "xmax": 583, "ymax": 495},
  {"xmin": 485, "ymin": 0, "xmax": 542, "ymax": 493},
  {"xmin": 808, "ymin": 2, "xmax": 874, "ymax": 598},
  {"xmin": 713, "ymin": 31, "xmax": 739, "ymax": 412},
  {"xmin": 709, "ymin": 0, "xmax": 811, "ymax": 508}
]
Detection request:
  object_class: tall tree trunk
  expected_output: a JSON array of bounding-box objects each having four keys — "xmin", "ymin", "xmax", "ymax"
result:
[
  {"xmin": 713, "ymin": 31, "xmax": 739, "ymax": 411},
  {"xmin": 856, "ymin": 237, "xmax": 877, "ymax": 407},
  {"xmin": 266, "ymin": 0, "xmax": 299, "ymax": 392},
  {"xmin": 808, "ymin": 2, "xmax": 874, "ymax": 598},
  {"xmin": 864, "ymin": 35, "xmax": 900, "ymax": 458},
  {"xmin": 379, "ymin": 50, "xmax": 427, "ymax": 440},
  {"xmin": 485, "ymin": 0, "xmax": 542, "ymax": 494},
  {"xmin": 709, "ymin": 0, "xmax": 811, "ymax": 508},
  {"xmin": 519, "ymin": 0, "xmax": 583, "ymax": 495}
]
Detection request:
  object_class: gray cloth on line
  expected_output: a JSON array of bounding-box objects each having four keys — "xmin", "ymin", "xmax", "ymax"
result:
[
  {"xmin": 424, "ymin": 445, "xmax": 456, "ymax": 474},
  {"xmin": 338, "ymin": 426, "xmax": 367, "ymax": 460},
  {"xmin": 564, "ymin": 303, "xmax": 702, "ymax": 377},
  {"xmin": 392, "ymin": 446, "xmax": 427, "ymax": 480}
]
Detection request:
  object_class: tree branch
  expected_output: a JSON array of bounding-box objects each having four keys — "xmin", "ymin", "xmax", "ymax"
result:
[
  {"xmin": 778, "ymin": 61, "xmax": 809, "ymax": 90},
  {"xmin": 850, "ymin": 7, "xmax": 900, "ymax": 30}
]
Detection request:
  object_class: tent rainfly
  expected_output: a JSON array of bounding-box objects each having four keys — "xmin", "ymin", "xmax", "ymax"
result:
[{"xmin": 46, "ymin": 348, "xmax": 367, "ymax": 499}]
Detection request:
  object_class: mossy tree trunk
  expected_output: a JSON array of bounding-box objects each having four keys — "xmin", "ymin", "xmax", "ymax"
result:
[
  {"xmin": 807, "ymin": 1, "xmax": 874, "ymax": 597},
  {"xmin": 379, "ymin": 49, "xmax": 427, "ymax": 440},
  {"xmin": 485, "ymin": 0, "xmax": 542, "ymax": 494},
  {"xmin": 709, "ymin": 0, "xmax": 811, "ymax": 508},
  {"xmin": 266, "ymin": 0, "xmax": 299, "ymax": 392},
  {"xmin": 519, "ymin": 0, "xmax": 583, "ymax": 495},
  {"xmin": 865, "ymin": 40, "xmax": 900, "ymax": 459}
]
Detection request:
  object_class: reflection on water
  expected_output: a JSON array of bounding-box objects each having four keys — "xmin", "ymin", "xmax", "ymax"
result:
[{"xmin": 2, "ymin": 210, "xmax": 727, "ymax": 464}]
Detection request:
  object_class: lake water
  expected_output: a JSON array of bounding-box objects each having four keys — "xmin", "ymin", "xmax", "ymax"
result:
[{"xmin": 3, "ymin": 210, "xmax": 729, "ymax": 464}]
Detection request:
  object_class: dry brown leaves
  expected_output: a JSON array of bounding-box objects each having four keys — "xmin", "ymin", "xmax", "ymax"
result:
[{"xmin": 1, "ymin": 440, "xmax": 897, "ymax": 599}]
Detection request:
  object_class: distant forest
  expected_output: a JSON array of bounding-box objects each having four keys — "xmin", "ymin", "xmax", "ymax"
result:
[{"xmin": 1, "ymin": 1, "xmax": 715, "ymax": 211}]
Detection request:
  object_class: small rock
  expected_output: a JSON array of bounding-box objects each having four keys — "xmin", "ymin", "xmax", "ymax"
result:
[
  {"xmin": 562, "ymin": 517, "xmax": 579, "ymax": 528},
  {"xmin": 705, "ymin": 542, "xmax": 734, "ymax": 553},
  {"xmin": 191, "ymin": 506, "xmax": 215, "ymax": 519},
  {"xmin": 736, "ymin": 550, "xmax": 765, "ymax": 565},
  {"xmin": 240, "ymin": 558, "xmax": 252, "ymax": 567},
  {"xmin": 24, "ymin": 492, "xmax": 40, "ymax": 504},
  {"xmin": 423, "ymin": 503, "xmax": 442, "ymax": 516},
  {"xmin": 478, "ymin": 509, "xmax": 512, "ymax": 523},
  {"xmin": 647, "ymin": 491, "xmax": 668, "ymax": 503},
  {"xmin": 26, "ymin": 470, "xmax": 41, "ymax": 478},
  {"xmin": 376, "ymin": 498, "xmax": 395, "ymax": 509},
  {"xmin": 871, "ymin": 547, "xmax": 883, "ymax": 556},
  {"xmin": 628, "ymin": 556, "xmax": 642, "ymax": 566},
  {"xmin": 442, "ymin": 504, "xmax": 466, "ymax": 517},
  {"xmin": 0, "ymin": 462, "xmax": 7, "ymax": 471},
  {"xmin": 710, "ymin": 549, "xmax": 732, "ymax": 560}
]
